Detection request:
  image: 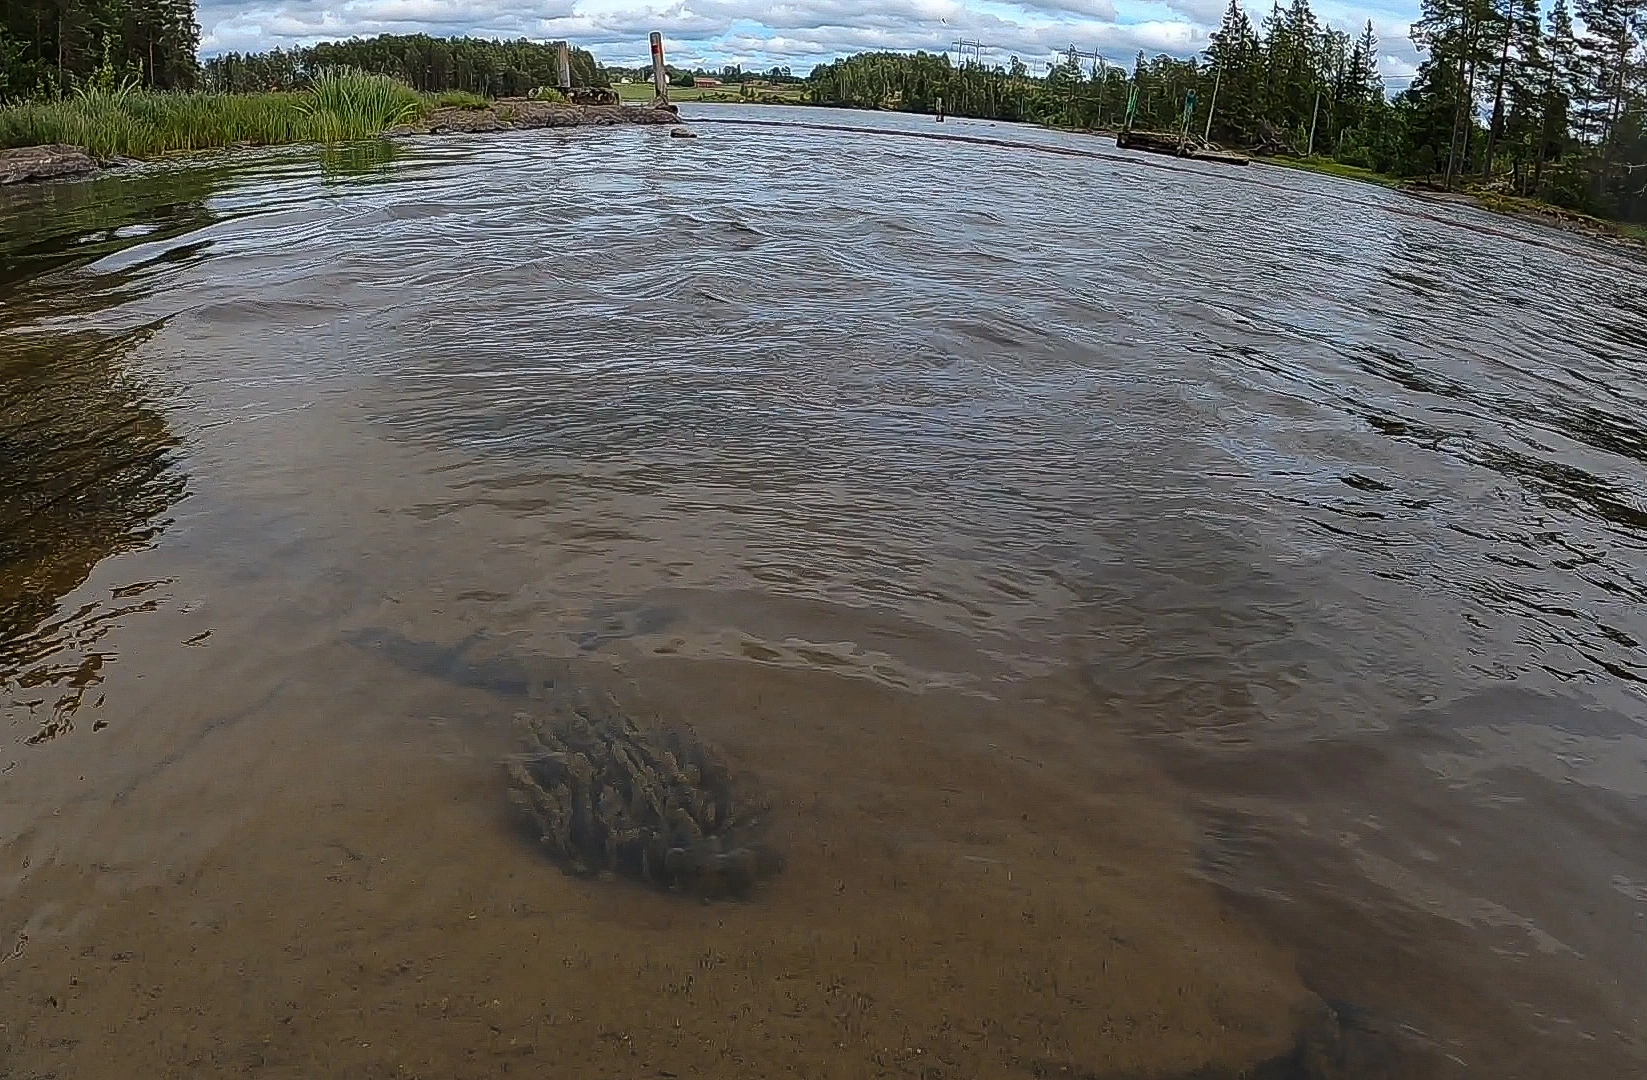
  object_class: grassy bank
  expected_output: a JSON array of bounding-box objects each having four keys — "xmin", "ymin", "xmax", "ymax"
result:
[
  {"xmin": 1257, "ymin": 155, "xmax": 1646, "ymax": 245},
  {"xmin": 0, "ymin": 70, "xmax": 428, "ymax": 159},
  {"xmin": 1471, "ymin": 192, "xmax": 1647, "ymax": 244},
  {"xmin": 1258, "ymin": 155, "xmax": 1402, "ymax": 188}
]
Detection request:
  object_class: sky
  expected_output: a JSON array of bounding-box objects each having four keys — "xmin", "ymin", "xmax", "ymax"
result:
[{"xmin": 196, "ymin": 0, "xmax": 1428, "ymax": 83}]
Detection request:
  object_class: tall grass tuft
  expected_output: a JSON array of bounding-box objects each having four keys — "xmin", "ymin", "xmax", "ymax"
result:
[
  {"xmin": 294, "ymin": 68, "xmax": 423, "ymax": 141},
  {"xmin": 0, "ymin": 69, "xmax": 430, "ymax": 160}
]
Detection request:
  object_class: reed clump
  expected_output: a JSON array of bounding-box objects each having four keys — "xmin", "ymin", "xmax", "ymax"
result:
[{"xmin": 0, "ymin": 68, "xmax": 428, "ymax": 159}]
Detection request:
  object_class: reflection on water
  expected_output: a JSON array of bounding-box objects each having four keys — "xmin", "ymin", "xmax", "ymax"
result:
[
  {"xmin": 0, "ymin": 161, "xmax": 229, "ymax": 296},
  {"xmin": 0, "ymin": 107, "xmax": 1645, "ymax": 1078},
  {"xmin": 0, "ymin": 328, "xmax": 185, "ymax": 742},
  {"xmin": 318, "ymin": 138, "xmax": 403, "ymax": 181}
]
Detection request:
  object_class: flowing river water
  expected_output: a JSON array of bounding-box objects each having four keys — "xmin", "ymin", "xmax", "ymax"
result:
[{"xmin": 1, "ymin": 105, "xmax": 1645, "ymax": 1078}]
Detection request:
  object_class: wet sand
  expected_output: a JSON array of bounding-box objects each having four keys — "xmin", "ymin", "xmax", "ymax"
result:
[{"xmin": 3, "ymin": 653, "xmax": 1319, "ymax": 1078}]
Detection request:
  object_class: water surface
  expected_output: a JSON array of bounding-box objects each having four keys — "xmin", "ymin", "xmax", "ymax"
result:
[{"xmin": 1, "ymin": 106, "xmax": 1644, "ymax": 1078}]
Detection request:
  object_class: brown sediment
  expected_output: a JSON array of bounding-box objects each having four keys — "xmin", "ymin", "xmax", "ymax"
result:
[
  {"xmin": 0, "ymin": 623, "xmax": 1327, "ymax": 1078},
  {"xmin": 395, "ymin": 100, "xmax": 680, "ymax": 136},
  {"xmin": 0, "ymin": 389, "xmax": 1471, "ymax": 1080}
]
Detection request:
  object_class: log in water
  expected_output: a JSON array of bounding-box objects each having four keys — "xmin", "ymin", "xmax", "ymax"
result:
[{"xmin": 1117, "ymin": 128, "xmax": 1251, "ymax": 165}]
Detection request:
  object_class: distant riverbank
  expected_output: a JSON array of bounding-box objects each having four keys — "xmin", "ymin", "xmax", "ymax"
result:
[
  {"xmin": 0, "ymin": 70, "xmax": 676, "ymax": 175},
  {"xmin": 1258, "ymin": 154, "xmax": 1647, "ymax": 250},
  {"xmin": 0, "ymin": 75, "xmax": 678, "ymax": 186},
  {"xmin": 1023, "ymin": 118, "xmax": 1647, "ymax": 252},
  {"xmin": 615, "ymin": 82, "xmax": 805, "ymax": 106}
]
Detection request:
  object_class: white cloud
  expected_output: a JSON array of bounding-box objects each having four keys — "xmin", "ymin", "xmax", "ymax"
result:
[
  {"xmin": 1011, "ymin": 0, "xmax": 1120, "ymax": 21},
  {"xmin": 198, "ymin": 0, "xmax": 1424, "ymax": 76}
]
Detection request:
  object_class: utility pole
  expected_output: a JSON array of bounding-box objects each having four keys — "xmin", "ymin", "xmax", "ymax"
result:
[
  {"xmin": 1179, "ymin": 89, "xmax": 1197, "ymax": 153},
  {"xmin": 1066, "ymin": 45, "xmax": 1079, "ymax": 123},
  {"xmin": 1066, "ymin": 46, "xmax": 1101, "ymax": 127},
  {"xmin": 1306, "ymin": 86, "xmax": 1321, "ymax": 157},
  {"xmin": 1203, "ymin": 59, "xmax": 1222, "ymax": 142},
  {"xmin": 1095, "ymin": 58, "xmax": 1107, "ymax": 128}
]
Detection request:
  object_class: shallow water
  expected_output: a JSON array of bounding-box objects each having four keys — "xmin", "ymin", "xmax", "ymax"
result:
[{"xmin": 1, "ymin": 105, "xmax": 1644, "ymax": 1078}]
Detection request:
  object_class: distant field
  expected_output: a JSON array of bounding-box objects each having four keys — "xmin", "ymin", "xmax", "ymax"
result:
[{"xmin": 614, "ymin": 83, "xmax": 806, "ymax": 104}]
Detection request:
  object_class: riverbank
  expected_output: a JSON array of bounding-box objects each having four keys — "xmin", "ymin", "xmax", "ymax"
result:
[
  {"xmin": 1260, "ymin": 154, "xmax": 1647, "ymax": 249},
  {"xmin": 1257, "ymin": 155, "xmax": 1401, "ymax": 188},
  {"xmin": 0, "ymin": 92, "xmax": 678, "ymax": 187},
  {"xmin": 0, "ymin": 71, "xmax": 427, "ymax": 162},
  {"xmin": 0, "ymin": 71, "xmax": 677, "ymax": 186},
  {"xmin": 0, "ymin": 143, "xmax": 106, "ymax": 184},
  {"xmin": 390, "ymin": 98, "xmax": 678, "ymax": 136}
]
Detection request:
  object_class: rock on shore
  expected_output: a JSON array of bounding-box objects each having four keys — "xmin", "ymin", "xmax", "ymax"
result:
[{"xmin": 0, "ymin": 144, "xmax": 101, "ymax": 185}]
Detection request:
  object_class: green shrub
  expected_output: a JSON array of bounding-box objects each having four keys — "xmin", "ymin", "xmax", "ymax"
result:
[
  {"xmin": 432, "ymin": 89, "xmax": 490, "ymax": 109},
  {"xmin": 295, "ymin": 67, "xmax": 422, "ymax": 137},
  {"xmin": 526, "ymin": 86, "xmax": 568, "ymax": 103}
]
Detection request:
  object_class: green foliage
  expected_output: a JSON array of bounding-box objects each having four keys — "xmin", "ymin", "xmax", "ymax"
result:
[
  {"xmin": 608, "ymin": 63, "xmax": 798, "ymax": 86},
  {"xmin": 294, "ymin": 67, "xmax": 421, "ymax": 139},
  {"xmin": 0, "ymin": 70, "xmax": 430, "ymax": 158},
  {"xmin": 1, "ymin": 0, "xmax": 199, "ymax": 98},
  {"xmin": 805, "ymin": 51, "xmax": 1073, "ymax": 123},
  {"xmin": 431, "ymin": 89, "xmax": 489, "ymax": 109},
  {"xmin": 201, "ymin": 35, "xmax": 607, "ymax": 97},
  {"xmin": 525, "ymin": 86, "xmax": 568, "ymax": 103},
  {"xmin": 1270, "ymin": 155, "xmax": 1402, "ymax": 186}
]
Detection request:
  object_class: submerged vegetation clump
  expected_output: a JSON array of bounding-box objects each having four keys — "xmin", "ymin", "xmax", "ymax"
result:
[
  {"xmin": 508, "ymin": 700, "xmax": 783, "ymax": 899},
  {"xmin": 0, "ymin": 69, "xmax": 428, "ymax": 159}
]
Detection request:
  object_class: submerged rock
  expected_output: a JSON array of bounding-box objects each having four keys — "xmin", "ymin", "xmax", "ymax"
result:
[
  {"xmin": 507, "ymin": 697, "xmax": 782, "ymax": 899},
  {"xmin": 0, "ymin": 144, "xmax": 100, "ymax": 185}
]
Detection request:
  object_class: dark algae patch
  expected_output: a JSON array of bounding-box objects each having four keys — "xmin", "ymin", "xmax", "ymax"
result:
[{"xmin": 508, "ymin": 696, "xmax": 782, "ymax": 899}]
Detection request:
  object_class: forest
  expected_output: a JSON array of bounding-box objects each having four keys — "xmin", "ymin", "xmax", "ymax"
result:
[
  {"xmin": 807, "ymin": 0, "xmax": 1647, "ymax": 223},
  {"xmin": 0, "ymin": 0, "xmax": 198, "ymax": 97},
  {"xmin": 200, "ymin": 36, "xmax": 607, "ymax": 96},
  {"xmin": 0, "ymin": 5, "xmax": 606, "ymax": 100}
]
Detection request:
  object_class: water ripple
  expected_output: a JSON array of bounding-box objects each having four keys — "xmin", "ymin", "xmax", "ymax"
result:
[{"xmin": 2, "ymin": 104, "xmax": 1646, "ymax": 1073}]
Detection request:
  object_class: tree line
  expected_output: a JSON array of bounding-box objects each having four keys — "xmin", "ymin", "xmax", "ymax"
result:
[
  {"xmin": 0, "ymin": 11, "xmax": 611, "ymax": 101},
  {"xmin": 201, "ymin": 35, "xmax": 607, "ymax": 96},
  {"xmin": 0, "ymin": 0, "xmax": 198, "ymax": 98},
  {"xmin": 805, "ymin": 0, "xmax": 1647, "ymax": 222},
  {"xmin": 604, "ymin": 63, "xmax": 802, "ymax": 87}
]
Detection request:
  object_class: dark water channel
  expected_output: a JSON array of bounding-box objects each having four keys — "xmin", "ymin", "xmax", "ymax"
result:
[{"xmin": 1, "ymin": 106, "xmax": 1644, "ymax": 1078}]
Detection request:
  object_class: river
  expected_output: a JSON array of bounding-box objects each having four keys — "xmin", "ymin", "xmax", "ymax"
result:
[{"xmin": 1, "ymin": 105, "xmax": 1644, "ymax": 1078}]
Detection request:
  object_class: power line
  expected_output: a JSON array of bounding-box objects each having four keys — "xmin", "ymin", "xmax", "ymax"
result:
[{"xmin": 951, "ymin": 38, "xmax": 985, "ymax": 66}]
